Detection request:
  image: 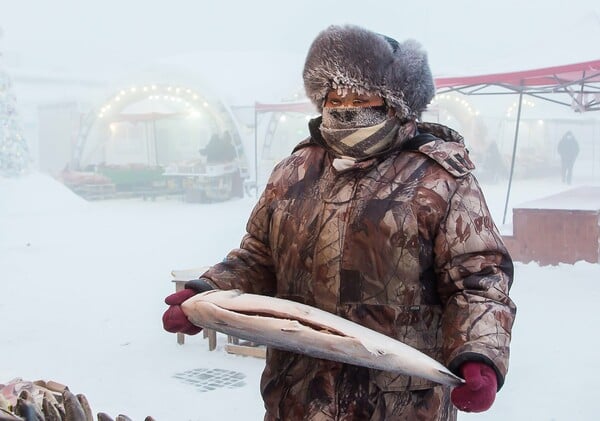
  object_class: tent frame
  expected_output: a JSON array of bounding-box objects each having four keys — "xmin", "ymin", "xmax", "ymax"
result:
[{"xmin": 436, "ymin": 59, "xmax": 600, "ymax": 224}]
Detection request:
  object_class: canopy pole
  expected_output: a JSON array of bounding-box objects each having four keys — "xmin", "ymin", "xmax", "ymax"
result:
[
  {"xmin": 502, "ymin": 90, "xmax": 524, "ymax": 225},
  {"xmin": 152, "ymin": 118, "xmax": 159, "ymax": 166}
]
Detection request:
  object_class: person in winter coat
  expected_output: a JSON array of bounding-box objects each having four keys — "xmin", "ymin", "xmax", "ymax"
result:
[
  {"xmin": 163, "ymin": 24, "xmax": 516, "ymax": 421},
  {"xmin": 199, "ymin": 131, "xmax": 237, "ymax": 164},
  {"xmin": 557, "ymin": 130, "xmax": 579, "ymax": 184}
]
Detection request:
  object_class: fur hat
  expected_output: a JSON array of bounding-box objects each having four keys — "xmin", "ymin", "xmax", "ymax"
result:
[{"xmin": 303, "ymin": 24, "xmax": 435, "ymax": 119}]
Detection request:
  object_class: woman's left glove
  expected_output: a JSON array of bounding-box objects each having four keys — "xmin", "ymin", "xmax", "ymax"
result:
[
  {"xmin": 451, "ymin": 361, "xmax": 498, "ymax": 412},
  {"xmin": 162, "ymin": 278, "xmax": 213, "ymax": 335}
]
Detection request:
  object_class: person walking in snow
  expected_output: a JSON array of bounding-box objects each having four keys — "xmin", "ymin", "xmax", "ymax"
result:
[
  {"xmin": 557, "ymin": 130, "xmax": 579, "ymax": 184},
  {"xmin": 163, "ymin": 24, "xmax": 516, "ymax": 420}
]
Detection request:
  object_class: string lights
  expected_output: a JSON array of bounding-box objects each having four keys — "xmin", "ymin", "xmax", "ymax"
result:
[
  {"xmin": 430, "ymin": 93, "xmax": 481, "ymax": 117},
  {"xmin": 97, "ymin": 84, "xmax": 210, "ymax": 119}
]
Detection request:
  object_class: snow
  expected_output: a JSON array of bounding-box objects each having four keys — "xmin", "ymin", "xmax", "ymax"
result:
[{"xmin": 2, "ymin": 171, "xmax": 600, "ymax": 420}]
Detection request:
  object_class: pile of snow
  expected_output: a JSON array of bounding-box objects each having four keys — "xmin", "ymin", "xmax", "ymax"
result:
[{"xmin": 0, "ymin": 171, "xmax": 89, "ymax": 217}]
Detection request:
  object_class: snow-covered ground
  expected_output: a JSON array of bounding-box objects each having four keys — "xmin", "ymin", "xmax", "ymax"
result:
[{"xmin": 2, "ymin": 170, "xmax": 600, "ymax": 420}]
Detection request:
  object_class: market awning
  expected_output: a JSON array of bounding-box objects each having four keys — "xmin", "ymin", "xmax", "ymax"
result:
[
  {"xmin": 435, "ymin": 59, "xmax": 600, "ymax": 112},
  {"xmin": 434, "ymin": 59, "xmax": 600, "ymax": 224}
]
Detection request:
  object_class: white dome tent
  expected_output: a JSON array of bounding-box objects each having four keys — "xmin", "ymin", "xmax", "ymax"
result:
[{"xmin": 67, "ymin": 82, "xmax": 248, "ymax": 202}]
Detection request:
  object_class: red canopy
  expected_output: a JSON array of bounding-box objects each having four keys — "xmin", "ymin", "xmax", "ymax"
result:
[
  {"xmin": 434, "ymin": 59, "xmax": 600, "ymax": 224},
  {"xmin": 253, "ymin": 60, "xmax": 600, "ymax": 113},
  {"xmin": 434, "ymin": 59, "xmax": 600, "ymax": 112}
]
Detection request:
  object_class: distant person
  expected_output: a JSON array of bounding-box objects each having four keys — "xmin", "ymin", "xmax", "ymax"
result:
[
  {"xmin": 220, "ymin": 131, "xmax": 237, "ymax": 162},
  {"xmin": 557, "ymin": 130, "xmax": 579, "ymax": 184},
  {"xmin": 482, "ymin": 140, "xmax": 507, "ymax": 183},
  {"xmin": 199, "ymin": 132, "xmax": 237, "ymax": 164},
  {"xmin": 199, "ymin": 131, "xmax": 243, "ymax": 199}
]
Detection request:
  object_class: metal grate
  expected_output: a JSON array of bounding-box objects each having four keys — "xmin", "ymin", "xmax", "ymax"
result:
[{"xmin": 173, "ymin": 368, "xmax": 246, "ymax": 392}]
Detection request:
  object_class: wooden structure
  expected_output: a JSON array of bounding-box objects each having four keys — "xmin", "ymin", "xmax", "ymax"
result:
[
  {"xmin": 171, "ymin": 267, "xmax": 266, "ymax": 358},
  {"xmin": 502, "ymin": 186, "xmax": 600, "ymax": 265}
]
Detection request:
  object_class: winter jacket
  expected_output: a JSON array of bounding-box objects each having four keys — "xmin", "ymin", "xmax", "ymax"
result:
[{"xmin": 201, "ymin": 120, "xmax": 516, "ymax": 420}]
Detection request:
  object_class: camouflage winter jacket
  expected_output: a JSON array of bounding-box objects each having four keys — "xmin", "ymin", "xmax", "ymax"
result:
[{"xmin": 201, "ymin": 121, "xmax": 516, "ymax": 420}]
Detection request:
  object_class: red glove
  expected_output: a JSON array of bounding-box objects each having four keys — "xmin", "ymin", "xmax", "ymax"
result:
[
  {"xmin": 163, "ymin": 278, "xmax": 214, "ymax": 335},
  {"xmin": 451, "ymin": 361, "xmax": 498, "ymax": 413},
  {"xmin": 162, "ymin": 288, "xmax": 203, "ymax": 335}
]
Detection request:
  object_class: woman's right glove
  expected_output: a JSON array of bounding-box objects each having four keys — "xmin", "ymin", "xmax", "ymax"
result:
[{"xmin": 162, "ymin": 278, "xmax": 213, "ymax": 335}]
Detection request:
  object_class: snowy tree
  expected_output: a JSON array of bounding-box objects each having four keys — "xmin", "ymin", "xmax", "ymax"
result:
[{"xmin": 0, "ymin": 30, "xmax": 30, "ymax": 177}]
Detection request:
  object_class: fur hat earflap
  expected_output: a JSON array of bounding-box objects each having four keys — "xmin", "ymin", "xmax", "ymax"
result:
[{"xmin": 303, "ymin": 24, "xmax": 435, "ymax": 119}]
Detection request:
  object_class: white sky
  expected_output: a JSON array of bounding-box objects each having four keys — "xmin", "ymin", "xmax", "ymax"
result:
[
  {"xmin": 2, "ymin": 0, "xmax": 600, "ymax": 111},
  {"xmin": 2, "ymin": 0, "xmax": 600, "ymax": 78}
]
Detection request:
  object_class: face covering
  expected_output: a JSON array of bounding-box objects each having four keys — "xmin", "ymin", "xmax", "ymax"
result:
[{"xmin": 320, "ymin": 106, "xmax": 401, "ymax": 159}]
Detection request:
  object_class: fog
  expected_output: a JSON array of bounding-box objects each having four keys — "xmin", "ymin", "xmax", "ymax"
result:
[
  {"xmin": 2, "ymin": 0, "xmax": 600, "ymax": 180},
  {"xmin": 2, "ymin": 0, "xmax": 600, "ymax": 70},
  {"xmin": 3, "ymin": 0, "xmax": 600, "ymax": 96},
  {"xmin": 2, "ymin": 2, "xmax": 600, "ymax": 419}
]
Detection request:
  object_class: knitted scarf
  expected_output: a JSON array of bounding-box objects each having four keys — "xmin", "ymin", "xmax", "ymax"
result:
[{"xmin": 320, "ymin": 106, "xmax": 410, "ymax": 159}]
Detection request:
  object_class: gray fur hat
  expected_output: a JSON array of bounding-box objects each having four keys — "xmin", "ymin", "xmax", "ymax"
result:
[{"xmin": 303, "ymin": 24, "xmax": 435, "ymax": 119}]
